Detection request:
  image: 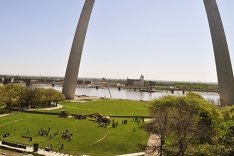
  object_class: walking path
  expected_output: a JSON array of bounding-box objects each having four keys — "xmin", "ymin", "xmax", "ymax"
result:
[
  {"xmin": 0, "ymin": 139, "xmax": 148, "ymax": 156},
  {"xmin": 117, "ymin": 152, "xmax": 145, "ymax": 156},
  {"xmin": 0, "ymin": 141, "xmax": 70, "ymax": 156},
  {"xmin": 144, "ymin": 134, "xmax": 160, "ymax": 156},
  {"xmin": 92, "ymin": 130, "xmax": 110, "ymax": 145},
  {"xmin": 0, "ymin": 119, "xmax": 22, "ymax": 127},
  {"xmin": 27, "ymin": 104, "xmax": 63, "ymax": 111},
  {"xmin": 0, "ymin": 113, "xmax": 15, "ymax": 118}
]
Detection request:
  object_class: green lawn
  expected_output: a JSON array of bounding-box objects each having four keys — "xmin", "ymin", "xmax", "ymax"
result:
[
  {"xmin": 0, "ymin": 99, "xmax": 150, "ymax": 155},
  {"xmin": 50, "ymin": 99, "xmax": 150, "ymax": 116}
]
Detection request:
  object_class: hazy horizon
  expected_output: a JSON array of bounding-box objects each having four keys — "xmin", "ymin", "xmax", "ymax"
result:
[
  {"xmin": 0, "ymin": 73, "xmax": 218, "ymax": 84},
  {"xmin": 0, "ymin": 0, "xmax": 233, "ymax": 82}
]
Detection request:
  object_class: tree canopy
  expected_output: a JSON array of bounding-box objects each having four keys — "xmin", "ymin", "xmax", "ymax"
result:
[
  {"xmin": 145, "ymin": 93, "xmax": 233, "ymax": 156},
  {"xmin": 0, "ymin": 84, "xmax": 65, "ymax": 110}
]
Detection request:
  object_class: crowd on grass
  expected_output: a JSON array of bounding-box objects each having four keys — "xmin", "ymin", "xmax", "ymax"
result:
[{"xmin": 2, "ymin": 126, "xmax": 74, "ymax": 151}]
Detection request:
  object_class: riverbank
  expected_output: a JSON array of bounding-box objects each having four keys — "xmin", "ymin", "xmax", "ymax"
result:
[
  {"xmin": 70, "ymin": 95, "xmax": 102, "ymax": 102},
  {"xmin": 50, "ymin": 86, "xmax": 220, "ymax": 103}
]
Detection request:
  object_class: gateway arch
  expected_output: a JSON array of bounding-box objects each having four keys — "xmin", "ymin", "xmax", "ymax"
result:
[{"xmin": 62, "ymin": 0, "xmax": 234, "ymax": 106}]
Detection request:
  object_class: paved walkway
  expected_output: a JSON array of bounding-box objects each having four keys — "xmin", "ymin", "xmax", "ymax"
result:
[
  {"xmin": 27, "ymin": 104, "xmax": 63, "ymax": 111},
  {"xmin": 0, "ymin": 139, "xmax": 148, "ymax": 156},
  {"xmin": 0, "ymin": 141, "xmax": 70, "ymax": 156},
  {"xmin": 0, "ymin": 119, "xmax": 22, "ymax": 127},
  {"xmin": 144, "ymin": 134, "xmax": 160, "ymax": 156},
  {"xmin": 0, "ymin": 113, "xmax": 15, "ymax": 118},
  {"xmin": 117, "ymin": 152, "xmax": 145, "ymax": 156}
]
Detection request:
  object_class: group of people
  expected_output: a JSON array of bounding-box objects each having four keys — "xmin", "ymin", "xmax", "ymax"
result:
[
  {"xmin": 38, "ymin": 127, "xmax": 51, "ymax": 137},
  {"xmin": 121, "ymin": 120, "xmax": 128, "ymax": 125},
  {"xmin": 97, "ymin": 119, "xmax": 130, "ymax": 128},
  {"xmin": 61, "ymin": 129, "xmax": 73, "ymax": 141},
  {"xmin": 112, "ymin": 120, "xmax": 119, "ymax": 128},
  {"xmin": 38, "ymin": 128, "xmax": 68, "ymax": 151},
  {"xmin": 133, "ymin": 117, "xmax": 144, "ymax": 124},
  {"xmin": 45, "ymin": 143, "xmax": 53, "ymax": 151},
  {"xmin": 3, "ymin": 132, "xmax": 10, "ymax": 137},
  {"xmin": 98, "ymin": 122, "xmax": 108, "ymax": 128}
]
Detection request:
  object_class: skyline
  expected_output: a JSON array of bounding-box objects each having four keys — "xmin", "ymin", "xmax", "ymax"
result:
[{"xmin": 1, "ymin": 0, "xmax": 234, "ymax": 82}]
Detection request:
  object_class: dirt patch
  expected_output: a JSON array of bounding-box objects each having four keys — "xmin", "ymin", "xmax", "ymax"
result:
[{"xmin": 69, "ymin": 95, "xmax": 102, "ymax": 103}]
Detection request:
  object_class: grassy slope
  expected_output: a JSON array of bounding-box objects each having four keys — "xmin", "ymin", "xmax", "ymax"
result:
[
  {"xmin": 50, "ymin": 99, "xmax": 150, "ymax": 116},
  {"xmin": 0, "ymin": 99, "xmax": 150, "ymax": 155}
]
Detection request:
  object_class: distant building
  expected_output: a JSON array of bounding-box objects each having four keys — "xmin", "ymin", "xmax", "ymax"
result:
[
  {"xmin": 77, "ymin": 80, "xmax": 92, "ymax": 85},
  {"xmin": 77, "ymin": 80, "xmax": 92, "ymax": 87},
  {"xmin": 126, "ymin": 75, "xmax": 144, "ymax": 87}
]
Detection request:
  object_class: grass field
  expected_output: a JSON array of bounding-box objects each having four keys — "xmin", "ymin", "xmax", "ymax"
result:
[
  {"xmin": 0, "ymin": 99, "xmax": 150, "ymax": 155},
  {"xmin": 49, "ymin": 99, "xmax": 150, "ymax": 116}
]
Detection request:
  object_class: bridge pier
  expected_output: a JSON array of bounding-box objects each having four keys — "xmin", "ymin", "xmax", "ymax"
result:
[
  {"xmin": 25, "ymin": 79, "xmax": 31, "ymax": 87},
  {"xmin": 182, "ymin": 90, "xmax": 185, "ymax": 94},
  {"xmin": 171, "ymin": 90, "xmax": 174, "ymax": 94},
  {"xmin": 3, "ymin": 78, "xmax": 12, "ymax": 85}
]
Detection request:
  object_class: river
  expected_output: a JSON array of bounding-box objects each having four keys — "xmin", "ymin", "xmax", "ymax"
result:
[{"xmin": 37, "ymin": 85, "xmax": 220, "ymax": 104}]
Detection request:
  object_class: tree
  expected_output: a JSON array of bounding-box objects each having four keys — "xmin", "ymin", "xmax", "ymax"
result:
[
  {"xmin": 42, "ymin": 88, "xmax": 65, "ymax": 108},
  {"xmin": 34, "ymin": 88, "xmax": 65, "ymax": 108},
  {"xmin": 216, "ymin": 106, "xmax": 234, "ymax": 155},
  {"xmin": 2, "ymin": 84, "xmax": 25, "ymax": 110},
  {"xmin": 52, "ymin": 90, "xmax": 65, "ymax": 106},
  {"xmin": 145, "ymin": 93, "xmax": 220, "ymax": 156},
  {"xmin": 0, "ymin": 85, "xmax": 65, "ymax": 110},
  {"xmin": 0, "ymin": 86, "xmax": 7, "ymax": 107},
  {"xmin": 17, "ymin": 87, "xmax": 38, "ymax": 110},
  {"xmin": 144, "ymin": 96, "xmax": 175, "ymax": 156}
]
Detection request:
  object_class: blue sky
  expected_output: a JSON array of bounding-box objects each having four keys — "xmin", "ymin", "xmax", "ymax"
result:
[{"xmin": 0, "ymin": 0, "xmax": 234, "ymax": 82}]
